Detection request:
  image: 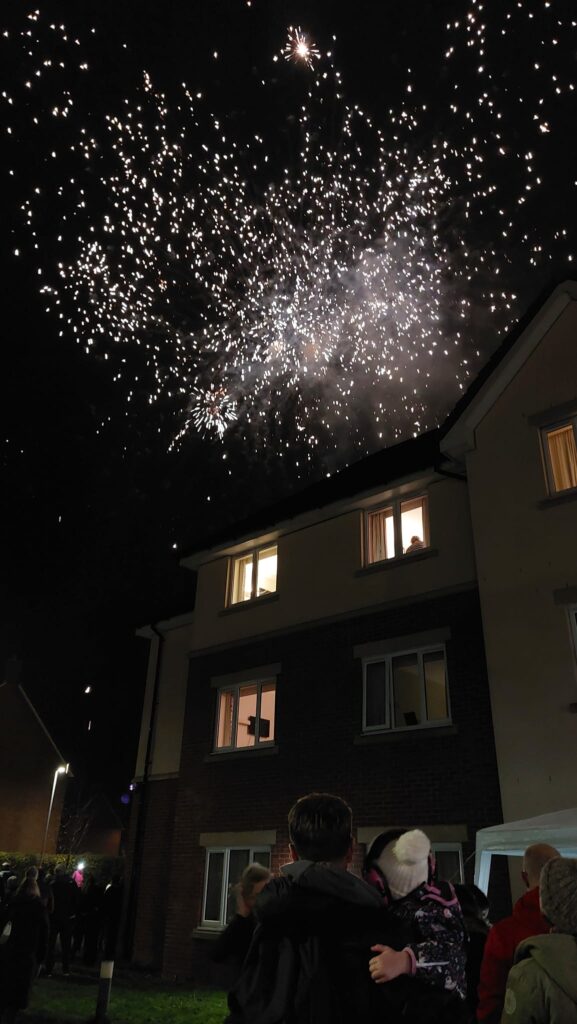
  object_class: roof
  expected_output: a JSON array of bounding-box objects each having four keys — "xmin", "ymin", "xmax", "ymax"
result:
[
  {"xmin": 179, "ymin": 276, "xmax": 577, "ymax": 565},
  {"xmin": 442, "ymin": 278, "xmax": 577, "ymax": 458},
  {"xmin": 181, "ymin": 427, "xmax": 442, "ymax": 561}
]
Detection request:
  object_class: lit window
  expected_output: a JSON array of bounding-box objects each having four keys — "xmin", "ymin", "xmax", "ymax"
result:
[
  {"xmin": 202, "ymin": 847, "xmax": 271, "ymax": 927},
  {"xmin": 542, "ymin": 420, "xmax": 577, "ymax": 494},
  {"xmin": 432, "ymin": 844, "xmax": 464, "ymax": 884},
  {"xmin": 230, "ymin": 545, "xmax": 278, "ymax": 604},
  {"xmin": 366, "ymin": 496, "xmax": 428, "ymax": 564},
  {"xmin": 362, "ymin": 646, "xmax": 450, "ymax": 732},
  {"xmin": 215, "ymin": 678, "xmax": 276, "ymax": 751}
]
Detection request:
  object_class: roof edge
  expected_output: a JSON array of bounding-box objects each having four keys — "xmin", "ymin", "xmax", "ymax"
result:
[{"xmin": 442, "ymin": 280, "xmax": 577, "ymax": 459}]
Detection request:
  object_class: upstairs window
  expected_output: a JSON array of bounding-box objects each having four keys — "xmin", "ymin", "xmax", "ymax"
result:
[
  {"xmin": 215, "ymin": 678, "xmax": 276, "ymax": 751},
  {"xmin": 366, "ymin": 496, "xmax": 429, "ymax": 564},
  {"xmin": 363, "ymin": 646, "xmax": 450, "ymax": 732},
  {"xmin": 229, "ymin": 544, "xmax": 278, "ymax": 604},
  {"xmin": 542, "ymin": 420, "xmax": 577, "ymax": 494},
  {"xmin": 203, "ymin": 846, "xmax": 271, "ymax": 927}
]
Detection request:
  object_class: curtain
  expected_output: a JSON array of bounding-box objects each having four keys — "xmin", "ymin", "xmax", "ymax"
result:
[
  {"xmin": 367, "ymin": 508, "xmax": 392, "ymax": 562},
  {"xmin": 547, "ymin": 425, "xmax": 577, "ymax": 492}
]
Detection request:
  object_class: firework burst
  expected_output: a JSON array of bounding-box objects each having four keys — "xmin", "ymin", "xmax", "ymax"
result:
[
  {"xmin": 3, "ymin": 4, "xmax": 577, "ymax": 462},
  {"xmin": 283, "ymin": 26, "xmax": 320, "ymax": 69}
]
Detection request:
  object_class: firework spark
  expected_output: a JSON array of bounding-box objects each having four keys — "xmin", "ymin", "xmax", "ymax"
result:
[{"xmin": 283, "ymin": 26, "xmax": 320, "ymax": 69}]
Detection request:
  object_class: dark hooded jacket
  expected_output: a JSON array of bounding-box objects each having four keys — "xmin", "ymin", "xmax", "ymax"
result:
[
  {"xmin": 0, "ymin": 893, "xmax": 49, "ymax": 1011},
  {"xmin": 227, "ymin": 860, "xmax": 468, "ymax": 1024}
]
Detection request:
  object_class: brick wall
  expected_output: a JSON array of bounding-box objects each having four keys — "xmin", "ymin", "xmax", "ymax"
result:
[
  {"xmin": 0, "ymin": 683, "xmax": 67, "ymax": 854},
  {"xmin": 130, "ymin": 777, "xmax": 178, "ymax": 968},
  {"xmin": 150, "ymin": 587, "xmax": 504, "ymax": 979}
]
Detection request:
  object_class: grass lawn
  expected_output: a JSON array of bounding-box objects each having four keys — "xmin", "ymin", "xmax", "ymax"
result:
[{"xmin": 25, "ymin": 971, "xmax": 228, "ymax": 1023}]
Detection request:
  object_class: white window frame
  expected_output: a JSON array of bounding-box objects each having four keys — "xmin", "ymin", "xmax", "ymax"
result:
[
  {"xmin": 202, "ymin": 845, "xmax": 271, "ymax": 928},
  {"xmin": 362, "ymin": 644, "xmax": 451, "ymax": 733},
  {"xmin": 364, "ymin": 494, "xmax": 429, "ymax": 565},
  {"xmin": 214, "ymin": 677, "xmax": 276, "ymax": 752},
  {"xmin": 431, "ymin": 842, "xmax": 464, "ymax": 884},
  {"xmin": 569, "ymin": 605, "xmax": 577, "ymax": 661},
  {"xmin": 228, "ymin": 544, "xmax": 278, "ymax": 605},
  {"xmin": 540, "ymin": 417, "xmax": 577, "ymax": 495}
]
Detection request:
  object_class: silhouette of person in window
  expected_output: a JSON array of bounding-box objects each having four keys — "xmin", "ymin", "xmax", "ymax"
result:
[{"xmin": 405, "ymin": 536, "xmax": 425, "ymax": 554}]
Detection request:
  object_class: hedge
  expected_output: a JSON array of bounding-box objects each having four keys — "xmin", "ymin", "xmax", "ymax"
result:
[{"xmin": 0, "ymin": 851, "xmax": 124, "ymax": 883}]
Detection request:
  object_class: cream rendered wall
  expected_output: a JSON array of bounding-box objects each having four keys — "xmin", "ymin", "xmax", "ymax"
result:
[
  {"xmin": 135, "ymin": 624, "xmax": 193, "ymax": 780},
  {"xmin": 466, "ymin": 302, "xmax": 577, "ymax": 822},
  {"xmin": 189, "ymin": 476, "xmax": 477, "ymax": 652}
]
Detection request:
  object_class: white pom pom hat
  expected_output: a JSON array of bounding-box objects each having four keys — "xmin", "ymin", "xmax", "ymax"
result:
[{"xmin": 376, "ymin": 829, "xmax": 431, "ymax": 900}]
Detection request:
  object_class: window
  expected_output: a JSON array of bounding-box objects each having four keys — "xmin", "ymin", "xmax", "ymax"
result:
[
  {"xmin": 229, "ymin": 545, "xmax": 278, "ymax": 604},
  {"xmin": 202, "ymin": 846, "xmax": 271, "ymax": 927},
  {"xmin": 362, "ymin": 646, "xmax": 450, "ymax": 732},
  {"xmin": 542, "ymin": 419, "xmax": 577, "ymax": 494},
  {"xmin": 432, "ymin": 843, "xmax": 464, "ymax": 884},
  {"xmin": 215, "ymin": 678, "xmax": 276, "ymax": 751},
  {"xmin": 570, "ymin": 606, "xmax": 577, "ymax": 660},
  {"xmin": 366, "ymin": 496, "xmax": 429, "ymax": 564}
]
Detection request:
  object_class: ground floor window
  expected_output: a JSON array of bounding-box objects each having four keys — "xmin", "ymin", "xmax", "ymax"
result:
[
  {"xmin": 202, "ymin": 846, "xmax": 271, "ymax": 927},
  {"xmin": 432, "ymin": 843, "xmax": 464, "ymax": 884},
  {"xmin": 570, "ymin": 606, "xmax": 577, "ymax": 661}
]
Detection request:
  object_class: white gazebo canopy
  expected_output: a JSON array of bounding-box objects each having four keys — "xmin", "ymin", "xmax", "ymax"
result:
[{"xmin": 475, "ymin": 808, "xmax": 577, "ymax": 893}]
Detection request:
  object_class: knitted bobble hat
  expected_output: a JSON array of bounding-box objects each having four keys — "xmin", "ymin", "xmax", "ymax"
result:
[
  {"xmin": 376, "ymin": 829, "xmax": 431, "ymax": 900},
  {"xmin": 540, "ymin": 857, "xmax": 577, "ymax": 934}
]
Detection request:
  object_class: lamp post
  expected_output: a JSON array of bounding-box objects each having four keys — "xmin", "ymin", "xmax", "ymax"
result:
[{"xmin": 40, "ymin": 764, "xmax": 68, "ymax": 863}]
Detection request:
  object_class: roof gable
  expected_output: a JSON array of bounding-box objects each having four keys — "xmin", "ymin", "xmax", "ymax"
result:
[{"xmin": 441, "ymin": 280, "xmax": 577, "ymax": 460}]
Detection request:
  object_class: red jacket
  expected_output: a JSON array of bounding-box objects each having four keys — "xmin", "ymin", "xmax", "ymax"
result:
[{"xmin": 477, "ymin": 886, "xmax": 550, "ymax": 1023}]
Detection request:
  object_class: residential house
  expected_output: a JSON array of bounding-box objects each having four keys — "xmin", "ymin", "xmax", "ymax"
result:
[{"xmin": 129, "ymin": 280, "xmax": 577, "ymax": 979}]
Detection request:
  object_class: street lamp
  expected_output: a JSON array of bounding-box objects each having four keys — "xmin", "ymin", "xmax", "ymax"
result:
[{"xmin": 40, "ymin": 764, "xmax": 68, "ymax": 863}]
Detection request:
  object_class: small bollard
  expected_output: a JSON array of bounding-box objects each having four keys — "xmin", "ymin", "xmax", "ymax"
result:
[{"xmin": 92, "ymin": 959, "xmax": 114, "ymax": 1024}]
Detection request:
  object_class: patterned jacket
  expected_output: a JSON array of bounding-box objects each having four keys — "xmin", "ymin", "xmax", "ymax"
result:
[{"xmin": 388, "ymin": 880, "xmax": 467, "ymax": 1000}]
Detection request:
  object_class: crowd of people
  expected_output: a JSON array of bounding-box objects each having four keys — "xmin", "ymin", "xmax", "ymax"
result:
[
  {"xmin": 2, "ymin": 796, "xmax": 576, "ymax": 1024},
  {"xmin": 0, "ymin": 861, "xmax": 123, "ymax": 1023},
  {"xmin": 214, "ymin": 793, "xmax": 577, "ymax": 1024}
]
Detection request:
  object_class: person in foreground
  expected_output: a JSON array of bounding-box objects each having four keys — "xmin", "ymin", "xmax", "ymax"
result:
[
  {"xmin": 211, "ymin": 862, "xmax": 272, "ymax": 976},
  {"xmin": 501, "ymin": 855, "xmax": 577, "ymax": 1023},
  {"xmin": 0, "ymin": 874, "xmax": 48, "ymax": 1024},
  {"xmin": 228, "ymin": 792, "xmax": 403, "ymax": 1024},
  {"xmin": 365, "ymin": 829, "xmax": 467, "ymax": 1001},
  {"xmin": 476, "ymin": 842, "xmax": 559, "ymax": 1024},
  {"xmin": 228, "ymin": 793, "xmax": 467, "ymax": 1024}
]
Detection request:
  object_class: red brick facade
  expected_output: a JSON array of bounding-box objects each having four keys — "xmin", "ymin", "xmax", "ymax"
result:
[{"xmin": 131, "ymin": 586, "xmax": 506, "ymax": 979}]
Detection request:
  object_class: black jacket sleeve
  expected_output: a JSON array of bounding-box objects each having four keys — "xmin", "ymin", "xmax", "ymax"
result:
[{"xmin": 211, "ymin": 914, "xmax": 256, "ymax": 964}]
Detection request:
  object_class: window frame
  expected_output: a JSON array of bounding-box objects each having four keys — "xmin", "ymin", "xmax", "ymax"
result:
[
  {"xmin": 540, "ymin": 417, "xmax": 577, "ymax": 496},
  {"xmin": 201, "ymin": 845, "xmax": 271, "ymax": 928},
  {"xmin": 362, "ymin": 644, "xmax": 451, "ymax": 734},
  {"xmin": 431, "ymin": 842, "xmax": 464, "ymax": 884},
  {"xmin": 228, "ymin": 543, "xmax": 278, "ymax": 606},
  {"xmin": 214, "ymin": 676, "xmax": 277, "ymax": 752},
  {"xmin": 364, "ymin": 494, "xmax": 430, "ymax": 565},
  {"xmin": 569, "ymin": 605, "xmax": 577, "ymax": 662}
]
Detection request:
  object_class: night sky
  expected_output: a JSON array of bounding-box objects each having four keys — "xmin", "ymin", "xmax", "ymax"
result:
[{"xmin": 2, "ymin": 0, "xmax": 576, "ymax": 814}]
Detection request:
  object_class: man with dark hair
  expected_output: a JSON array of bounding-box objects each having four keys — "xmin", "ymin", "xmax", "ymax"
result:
[
  {"xmin": 287, "ymin": 791, "xmax": 353, "ymax": 863},
  {"xmin": 227, "ymin": 793, "xmax": 464, "ymax": 1024}
]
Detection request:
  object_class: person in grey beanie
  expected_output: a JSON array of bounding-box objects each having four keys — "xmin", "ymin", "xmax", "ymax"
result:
[{"xmin": 501, "ymin": 856, "xmax": 577, "ymax": 1023}]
